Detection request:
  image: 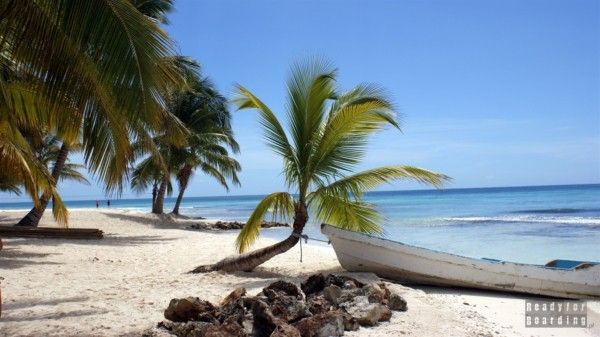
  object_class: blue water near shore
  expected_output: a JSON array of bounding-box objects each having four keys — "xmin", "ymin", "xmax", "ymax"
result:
[{"xmin": 1, "ymin": 184, "xmax": 599, "ymax": 265}]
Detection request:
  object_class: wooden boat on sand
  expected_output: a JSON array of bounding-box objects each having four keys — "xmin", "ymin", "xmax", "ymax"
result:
[{"xmin": 321, "ymin": 224, "xmax": 600, "ymax": 299}]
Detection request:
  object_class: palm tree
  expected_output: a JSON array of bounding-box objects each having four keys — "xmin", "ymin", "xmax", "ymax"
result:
[
  {"xmin": 169, "ymin": 77, "xmax": 240, "ymax": 215},
  {"xmin": 171, "ymin": 134, "xmax": 241, "ymax": 216},
  {"xmin": 132, "ymin": 59, "xmax": 240, "ymax": 215},
  {"xmin": 1, "ymin": 1, "xmax": 185, "ymax": 225},
  {"xmin": 15, "ymin": 136, "xmax": 89, "ymax": 226},
  {"xmin": 191, "ymin": 60, "xmax": 450, "ymax": 273}
]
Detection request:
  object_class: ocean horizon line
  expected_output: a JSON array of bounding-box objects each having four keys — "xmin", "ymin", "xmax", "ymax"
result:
[{"xmin": 1, "ymin": 182, "xmax": 599, "ymax": 206}]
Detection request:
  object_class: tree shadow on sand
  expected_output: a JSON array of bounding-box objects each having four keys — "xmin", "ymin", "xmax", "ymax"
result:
[
  {"xmin": 412, "ymin": 284, "xmax": 554, "ymax": 300},
  {"xmin": 0, "ymin": 216, "xmax": 22, "ymax": 225},
  {"xmin": 0, "ymin": 247, "xmax": 62, "ymax": 269},
  {"xmin": 102, "ymin": 211, "xmax": 188, "ymax": 229},
  {"xmin": 2, "ymin": 234, "xmax": 178, "ymax": 248},
  {"xmin": 0, "ymin": 308, "xmax": 109, "ymax": 322},
  {"xmin": 200, "ymin": 266, "xmax": 372, "ymax": 291},
  {"xmin": 2, "ymin": 296, "xmax": 89, "ymax": 311}
]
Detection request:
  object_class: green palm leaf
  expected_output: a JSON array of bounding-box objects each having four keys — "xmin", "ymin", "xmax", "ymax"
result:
[
  {"xmin": 233, "ymin": 85, "xmax": 297, "ymax": 174},
  {"xmin": 313, "ymin": 166, "xmax": 450, "ymax": 199},
  {"xmin": 309, "ymin": 191, "xmax": 382, "ymax": 234},
  {"xmin": 236, "ymin": 192, "xmax": 295, "ymax": 253}
]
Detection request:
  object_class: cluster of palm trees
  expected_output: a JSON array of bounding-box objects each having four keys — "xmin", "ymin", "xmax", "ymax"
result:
[
  {"xmin": 130, "ymin": 61, "xmax": 240, "ymax": 215},
  {"xmin": 1, "ymin": 1, "xmax": 449, "ymax": 271},
  {"xmin": 0, "ymin": 0, "xmax": 239, "ymax": 226}
]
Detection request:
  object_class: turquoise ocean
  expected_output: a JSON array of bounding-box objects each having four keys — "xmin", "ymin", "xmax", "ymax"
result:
[{"xmin": 1, "ymin": 184, "xmax": 599, "ymax": 265}]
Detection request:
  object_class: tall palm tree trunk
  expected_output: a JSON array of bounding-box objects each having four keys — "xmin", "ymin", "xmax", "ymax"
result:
[
  {"xmin": 16, "ymin": 143, "xmax": 70, "ymax": 227},
  {"xmin": 172, "ymin": 164, "xmax": 192, "ymax": 215},
  {"xmin": 190, "ymin": 203, "xmax": 308, "ymax": 273},
  {"xmin": 152, "ymin": 177, "xmax": 168, "ymax": 214},
  {"xmin": 152, "ymin": 182, "xmax": 158, "ymax": 206}
]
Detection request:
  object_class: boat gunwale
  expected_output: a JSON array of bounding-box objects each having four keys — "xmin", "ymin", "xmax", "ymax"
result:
[{"xmin": 320, "ymin": 223, "xmax": 599, "ymax": 272}]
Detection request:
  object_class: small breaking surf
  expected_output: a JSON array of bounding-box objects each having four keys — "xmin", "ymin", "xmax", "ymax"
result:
[{"xmin": 445, "ymin": 215, "xmax": 600, "ymax": 226}]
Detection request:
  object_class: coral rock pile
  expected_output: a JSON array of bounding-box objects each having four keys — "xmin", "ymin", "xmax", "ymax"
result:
[{"xmin": 144, "ymin": 273, "xmax": 407, "ymax": 337}]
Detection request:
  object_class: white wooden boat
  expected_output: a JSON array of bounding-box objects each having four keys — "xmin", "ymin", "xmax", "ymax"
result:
[{"xmin": 321, "ymin": 224, "xmax": 600, "ymax": 299}]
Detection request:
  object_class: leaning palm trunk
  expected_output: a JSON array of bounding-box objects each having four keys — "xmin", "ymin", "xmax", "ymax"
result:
[
  {"xmin": 16, "ymin": 143, "xmax": 69, "ymax": 227},
  {"xmin": 152, "ymin": 178, "xmax": 168, "ymax": 214},
  {"xmin": 172, "ymin": 164, "xmax": 192, "ymax": 215},
  {"xmin": 191, "ymin": 204, "xmax": 307, "ymax": 273}
]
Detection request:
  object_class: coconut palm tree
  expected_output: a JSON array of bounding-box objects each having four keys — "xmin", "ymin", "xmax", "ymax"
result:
[
  {"xmin": 191, "ymin": 60, "xmax": 450, "ymax": 273},
  {"xmin": 1, "ymin": 0, "xmax": 185, "ymax": 225},
  {"xmin": 131, "ymin": 59, "xmax": 240, "ymax": 215},
  {"xmin": 14, "ymin": 135, "xmax": 90, "ymax": 226},
  {"xmin": 169, "ymin": 77, "xmax": 240, "ymax": 215},
  {"xmin": 171, "ymin": 134, "xmax": 241, "ymax": 216}
]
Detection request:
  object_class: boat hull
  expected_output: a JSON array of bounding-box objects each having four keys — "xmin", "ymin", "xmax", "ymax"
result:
[{"xmin": 321, "ymin": 224, "xmax": 600, "ymax": 299}]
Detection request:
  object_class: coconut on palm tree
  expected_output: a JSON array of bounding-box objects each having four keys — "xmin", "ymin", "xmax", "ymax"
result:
[{"xmin": 192, "ymin": 60, "xmax": 450, "ymax": 273}]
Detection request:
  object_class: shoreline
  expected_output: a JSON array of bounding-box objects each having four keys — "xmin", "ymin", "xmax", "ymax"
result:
[{"xmin": 0, "ymin": 209, "xmax": 598, "ymax": 336}]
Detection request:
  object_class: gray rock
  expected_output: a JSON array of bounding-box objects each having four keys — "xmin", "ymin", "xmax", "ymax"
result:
[
  {"xmin": 164, "ymin": 297, "xmax": 217, "ymax": 322},
  {"xmin": 204, "ymin": 321, "xmax": 247, "ymax": 337},
  {"xmin": 219, "ymin": 299, "xmax": 246, "ymax": 325},
  {"xmin": 325, "ymin": 274, "xmax": 364, "ymax": 289},
  {"xmin": 306, "ymin": 295, "xmax": 332, "ymax": 315},
  {"xmin": 270, "ymin": 295, "xmax": 311, "ymax": 322},
  {"xmin": 322, "ymin": 285, "xmax": 343, "ymax": 304},
  {"xmin": 388, "ymin": 293, "xmax": 408, "ymax": 311},
  {"xmin": 341, "ymin": 313, "xmax": 360, "ymax": 331},
  {"xmin": 342, "ymin": 296, "xmax": 392, "ymax": 326},
  {"xmin": 270, "ymin": 324, "xmax": 301, "ymax": 337},
  {"xmin": 251, "ymin": 299, "xmax": 292, "ymax": 337},
  {"xmin": 377, "ymin": 282, "xmax": 391, "ymax": 300},
  {"xmin": 363, "ymin": 283, "xmax": 386, "ymax": 304},
  {"xmin": 156, "ymin": 320, "xmax": 214, "ymax": 337},
  {"xmin": 220, "ymin": 288, "xmax": 246, "ymax": 308},
  {"xmin": 293, "ymin": 311, "xmax": 344, "ymax": 337},
  {"xmin": 263, "ymin": 280, "xmax": 304, "ymax": 299},
  {"xmin": 301, "ymin": 274, "xmax": 326, "ymax": 296}
]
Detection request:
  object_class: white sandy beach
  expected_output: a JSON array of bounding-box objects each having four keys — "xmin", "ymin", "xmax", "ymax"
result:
[{"xmin": 0, "ymin": 209, "xmax": 598, "ymax": 337}]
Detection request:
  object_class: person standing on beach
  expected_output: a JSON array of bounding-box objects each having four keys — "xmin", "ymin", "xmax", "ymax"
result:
[
  {"xmin": 95, "ymin": 200, "xmax": 99, "ymax": 208},
  {"xmin": 107, "ymin": 200, "xmax": 111, "ymax": 207}
]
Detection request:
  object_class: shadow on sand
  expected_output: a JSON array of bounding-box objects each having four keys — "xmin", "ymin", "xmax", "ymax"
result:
[
  {"xmin": 2, "ymin": 296, "xmax": 89, "ymax": 311},
  {"xmin": 1, "ymin": 234, "xmax": 178, "ymax": 249},
  {"xmin": 0, "ymin": 308, "xmax": 109, "ymax": 322},
  {"xmin": 199, "ymin": 266, "xmax": 362, "ymax": 291},
  {"xmin": 0, "ymin": 247, "xmax": 63, "ymax": 269},
  {"xmin": 410, "ymin": 283, "xmax": 559, "ymax": 300},
  {"xmin": 102, "ymin": 211, "xmax": 187, "ymax": 229}
]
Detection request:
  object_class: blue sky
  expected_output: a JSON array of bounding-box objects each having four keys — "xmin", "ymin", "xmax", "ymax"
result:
[{"xmin": 2, "ymin": 0, "xmax": 599, "ymax": 202}]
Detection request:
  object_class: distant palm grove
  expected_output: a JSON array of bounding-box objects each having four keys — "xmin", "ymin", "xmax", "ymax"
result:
[{"xmin": 0, "ymin": 0, "xmax": 239, "ymax": 226}]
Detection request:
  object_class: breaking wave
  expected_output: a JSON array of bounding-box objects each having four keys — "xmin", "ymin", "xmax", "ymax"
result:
[
  {"xmin": 445, "ymin": 215, "xmax": 600, "ymax": 226},
  {"xmin": 510, "ymin": 208, "xmax": 600, "ymax": 214}
]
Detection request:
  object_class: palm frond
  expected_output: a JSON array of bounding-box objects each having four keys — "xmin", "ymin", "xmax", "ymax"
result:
[
  {"xmin": 312, "ymin": 166, "xmax": 450, "ymax": 199},
  {"xmin": 233, "ymin": 84, "xmax": 297, "ymax": 174},
  {"xmin": 309, "ymin": 86, "xmax": 399, "ymax": 180},
  {"xmin": 236, "ymin": 192, "xmax": 295, "ymax": 253},
  {"xmin": 50, "ymin": 191, "xmax": 68, "ymax": 227},
  {"xmin": 59, "ymin": 163, "xmax": 91, "ymax": 185},
  {"xmin": 309, "ymin": 191, "xmax": 382, "ymax": 234}
]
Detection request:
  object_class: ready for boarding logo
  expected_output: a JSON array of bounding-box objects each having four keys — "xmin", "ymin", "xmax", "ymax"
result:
[{"xmin": 525, "ymin": 300, "xmax": 587, "ymax": 328}]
